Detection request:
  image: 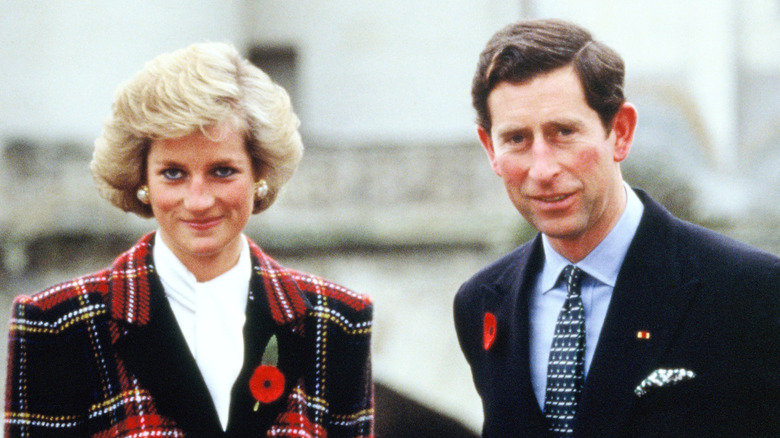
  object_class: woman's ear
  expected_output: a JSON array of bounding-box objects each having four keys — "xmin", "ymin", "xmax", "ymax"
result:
[{"xmin": 611, "ymin": 102, "xmax": 637, "ymax": 162}]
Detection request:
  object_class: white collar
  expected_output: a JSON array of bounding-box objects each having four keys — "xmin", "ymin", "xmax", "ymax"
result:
[{"xmin": 153, "ymin": 233, "xmax": 251, "ymax": 314}]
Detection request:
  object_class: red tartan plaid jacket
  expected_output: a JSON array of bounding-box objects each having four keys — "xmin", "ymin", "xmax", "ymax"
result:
[{"xmin": 5, "ymin": 232, "xmax": 374, "ymax": 437}]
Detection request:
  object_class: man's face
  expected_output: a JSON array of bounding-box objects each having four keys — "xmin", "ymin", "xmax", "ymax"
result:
[{"xmin": 478, "ymin": 65, "xmax": 635, "ymax": 260}]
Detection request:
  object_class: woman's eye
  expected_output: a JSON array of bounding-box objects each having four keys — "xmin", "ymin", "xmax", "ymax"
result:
[
  {"xmin": 214, "ymin": 167, "xmax": 236, "ymax": 178},
  {"xmin": 162, "ymin": 168, "xmax": 184, "ymax": 180}
]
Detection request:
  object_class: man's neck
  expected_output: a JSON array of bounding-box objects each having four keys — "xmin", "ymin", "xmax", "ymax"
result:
[{"xmin": 549, "ymin": 182, "xmax": 628, "ymax": 263}]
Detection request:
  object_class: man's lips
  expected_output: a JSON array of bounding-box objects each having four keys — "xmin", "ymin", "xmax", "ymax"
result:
[
  {"xmin": 529, "ymin": 192, "xmax": 574, "ymax": 203},
  {"xmin": 534, "ymin": 194, "xmax": 570, "ymax": 202},
  {"xmin": 525, "ymin": 192, "xmax": 578, "ymax": 213}
]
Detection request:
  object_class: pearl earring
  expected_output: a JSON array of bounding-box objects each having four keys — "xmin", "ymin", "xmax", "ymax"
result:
[
  {"xmin": 136, "ymin": 186, "xmax": 150, "ymax": 204},
  {"xmin": 255, "ymin": 180, "xmax": 269, "ymax": 199}
]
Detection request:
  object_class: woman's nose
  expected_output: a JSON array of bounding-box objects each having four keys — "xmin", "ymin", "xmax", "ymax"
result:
[{"xmin": 183, "ymin": 178, "xmax": 215, "ymax": 211}]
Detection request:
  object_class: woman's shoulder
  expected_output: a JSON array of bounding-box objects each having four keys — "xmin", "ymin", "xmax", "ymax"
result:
[
  {"xmin": 247, "ymin": 238, "xmax": 372, "ymax": 315},
  {"xmin": 288, "ymin": 268, "xmax": 372, "ymax": 312},
  {"xmin": 11, "ymin": 268, "xmax": 112, "ymax": 323},
  {"xmin": 11, "ymin": 234, "xmax": 154, "ymax": 323}
]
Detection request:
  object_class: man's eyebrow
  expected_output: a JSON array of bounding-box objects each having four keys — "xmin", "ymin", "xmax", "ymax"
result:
[
  {"xmin": 493, "ymin": 123, "xmax": 531, "ymax": 137},
  {"xmin": 547, "ymin": 118, "xmax": 584, "ymax": 128}
]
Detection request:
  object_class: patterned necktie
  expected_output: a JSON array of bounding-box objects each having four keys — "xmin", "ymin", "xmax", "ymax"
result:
[{"xmin": 544, "ymin": 265, "xmax": 585, "ymax": 437}]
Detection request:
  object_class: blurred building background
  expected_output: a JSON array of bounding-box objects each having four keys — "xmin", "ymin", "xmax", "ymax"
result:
[{"xmin": 1, "ymin": 0, "xmax": 778, "ymax": 435}]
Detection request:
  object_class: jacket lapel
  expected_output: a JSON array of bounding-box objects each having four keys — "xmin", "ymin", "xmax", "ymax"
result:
[
  {"xmin": 483, "ymin": 238, "xmax": 550, "ymax": 436},
  {"xmin": 225, "ymin": 241, "xmax": 312, "ymax": 436},
  {"xmin": 109, "ymin": 233, "xmax": 223, "ymax": 438},
  {"xmin": 576, "ymin": 191, "xmax": 702, "ymax": 437}
]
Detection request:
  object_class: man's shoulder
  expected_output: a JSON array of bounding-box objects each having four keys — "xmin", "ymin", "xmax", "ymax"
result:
[
  {"xmin": 635, "ymin": 188, "xmax": 779, "ymax": 278},
  {"xmin": 678, "ymin": 216, "xmax": 776, "ymax": 256},
  {"xmin": 673, "ymin": 218, "xmax": 780, "ymax": 278}
]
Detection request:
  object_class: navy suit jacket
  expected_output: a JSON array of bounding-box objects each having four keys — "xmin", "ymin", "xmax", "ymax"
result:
[{"xmin": 454, "ymin": 189, "xmax": 779, "ymax": 437}]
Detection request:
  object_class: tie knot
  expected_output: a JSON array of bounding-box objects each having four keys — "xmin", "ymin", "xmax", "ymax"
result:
[{"xmin": 562, "ymin": 265, "xmax": 583, "ymax": 295}]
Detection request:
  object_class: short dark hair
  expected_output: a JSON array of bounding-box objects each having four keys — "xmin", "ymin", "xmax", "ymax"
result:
[{"xmin": 472, "ymin": 19, "xmax": 626, "ymax": 132}]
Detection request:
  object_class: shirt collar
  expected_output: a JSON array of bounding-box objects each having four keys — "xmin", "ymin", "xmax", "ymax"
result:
[
  {"xmin": 540, "ymin": 183, "xmax": 644, "ymax": 291},
  {"xmin": 153, "ymin": 232, "xmax": 251, "ymax": 313}
]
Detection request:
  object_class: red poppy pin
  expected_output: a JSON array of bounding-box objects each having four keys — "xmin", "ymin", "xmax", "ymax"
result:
[
  {"xmin": 250, "ymin": 334, "xmax": 285, "ymax": 410},
  {"xmin": 483, "ymin": 312, "xmax": 497, "ymax": 350}
]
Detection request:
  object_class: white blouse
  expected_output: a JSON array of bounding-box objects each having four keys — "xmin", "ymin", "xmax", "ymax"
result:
[{"xmin": 153, "ymin": 233, "xmax": 251, "ymax": 431}]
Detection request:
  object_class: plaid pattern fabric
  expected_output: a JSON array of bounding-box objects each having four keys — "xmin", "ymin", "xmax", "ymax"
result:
[{"xmin": 5, "ymin": 232, "xmax": 374, "ymax": 437}]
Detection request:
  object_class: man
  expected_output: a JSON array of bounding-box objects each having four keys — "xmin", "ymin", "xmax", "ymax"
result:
[{"xmin": 453, "ymin": 19, "xmax": 779, "ymax": 437}]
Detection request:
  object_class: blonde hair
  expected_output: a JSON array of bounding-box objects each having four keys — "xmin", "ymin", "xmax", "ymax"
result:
[{"xmin": 91, "ymin": 42, "xmax": 303, "ymax": 217}]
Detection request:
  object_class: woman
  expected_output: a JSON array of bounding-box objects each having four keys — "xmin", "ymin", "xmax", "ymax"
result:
[{"xmin": 5, "ymin": 42, "xmax": 373, "ymax": 438}]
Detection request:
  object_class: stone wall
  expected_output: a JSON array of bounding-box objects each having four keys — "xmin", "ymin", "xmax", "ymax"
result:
[{"xmin": 0, "ymin": 138, "xmax": 523, "ymax": 271}]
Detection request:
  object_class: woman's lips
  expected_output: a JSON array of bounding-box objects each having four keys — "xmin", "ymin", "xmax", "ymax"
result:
[{"xmin": 183, "ymin": 217, "xmax": 222, "ymax": 230}]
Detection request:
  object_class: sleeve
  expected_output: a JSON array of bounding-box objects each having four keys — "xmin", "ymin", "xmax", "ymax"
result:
[
  {"xmin": 4, "ymin": 295, "xmax": 91, "ymax": 438},
  {"xmin": 324, "ymin": 296, "xmax": 374, "ymax": 437}
]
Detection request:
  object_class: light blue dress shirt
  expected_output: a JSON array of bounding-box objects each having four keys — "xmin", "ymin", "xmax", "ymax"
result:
[{"xmin": 529, "ymin": 183, "xmax": 644, "ymax": 409}]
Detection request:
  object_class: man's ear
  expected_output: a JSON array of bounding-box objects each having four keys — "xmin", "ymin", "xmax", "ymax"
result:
[
  {"xmin": 477, "ymin": 125, "xmax": 502, "ymax": 176},
  {"xmin": 611, "ymin": 102, "xmax": 637, "ymax": 162}
]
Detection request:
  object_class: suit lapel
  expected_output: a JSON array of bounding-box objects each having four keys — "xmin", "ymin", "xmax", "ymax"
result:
[
  {"xmin": 576, "ymin": 191, "xmax": 702, "ymax": 436},
  {"xmin": 225, "ymin": 242, "xmax": 311, "ymax": 436},
  {"xmin": 113, "ymin": 260, "xmax": 224, "ymax": 438},
  {"xmin": 108, "ymin": 233, "xmax": 223, "ymax": 437},
  {"xmin": 483, "ymin": 238, "xmax": 550, "ymax": 435},
  {"xmin": 224, "ymin": 286, "xmax": 278, "ymax": 436},
  {"xmin": 225, "ymin": 268, "xmax": 308, "ymax": 435}
]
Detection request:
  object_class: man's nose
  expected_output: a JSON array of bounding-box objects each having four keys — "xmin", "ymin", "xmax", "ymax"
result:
[{"xmin": 527, "ymin": 141, "xmax": 561, "ymax": 182}]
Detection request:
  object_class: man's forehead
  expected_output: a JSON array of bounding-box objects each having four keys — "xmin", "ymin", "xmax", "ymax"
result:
[{"xmin": 487, "ymin": 72, "xmax": 590, "ymax": 121}]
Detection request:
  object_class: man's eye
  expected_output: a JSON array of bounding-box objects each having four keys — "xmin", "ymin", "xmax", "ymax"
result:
[
  {"xmin": 162, "ymin": 168, "xmax": 184, "ymax": 180},
  {"xmin": 214, "ymin": 167, "xmax": 236, "ymax": 177}
]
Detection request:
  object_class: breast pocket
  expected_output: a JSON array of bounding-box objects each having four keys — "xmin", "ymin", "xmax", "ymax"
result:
[{"xmin": 628, "ymin": 371, "xmax": 773, "ymax": 437}]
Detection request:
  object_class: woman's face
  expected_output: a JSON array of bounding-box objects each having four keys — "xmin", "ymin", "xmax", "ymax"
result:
[{"xmin": 146, "ymin": 122, "xmax": 256, "ymax": 280}]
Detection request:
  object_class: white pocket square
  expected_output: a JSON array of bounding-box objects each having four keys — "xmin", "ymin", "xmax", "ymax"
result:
[{"xmin": 634, "ymin": 368, "xmax": 696, "ymax": 397}]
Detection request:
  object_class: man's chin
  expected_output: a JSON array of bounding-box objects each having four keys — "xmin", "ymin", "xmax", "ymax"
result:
[{"xmin": 533, "ymin": 221, "xmax": 584, "ymax": 241}]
